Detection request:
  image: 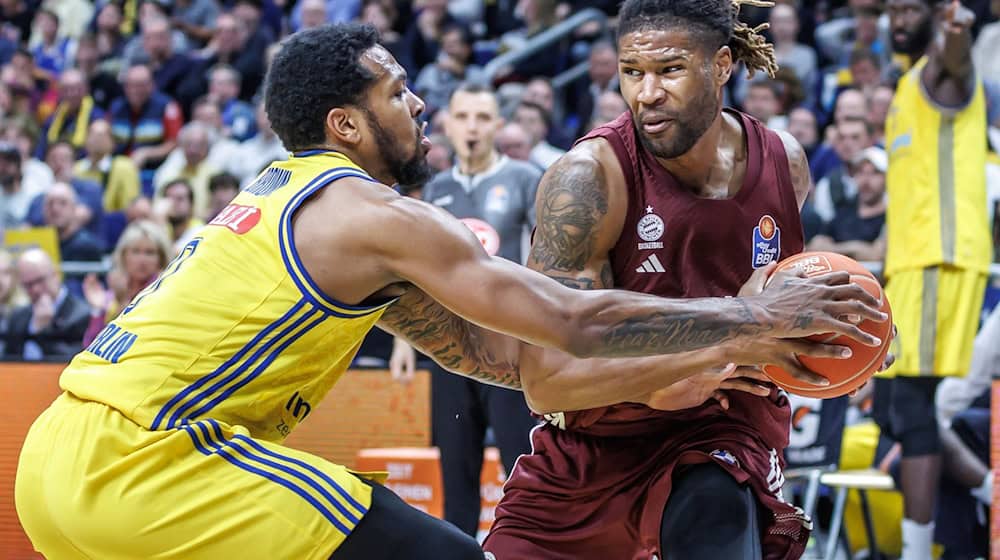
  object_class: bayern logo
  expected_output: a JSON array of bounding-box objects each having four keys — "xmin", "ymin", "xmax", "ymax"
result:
[
  {"xmin": 637, "ymin": 213, "xmax": 665, "ymax": 242},
  {"xmin": 758, "ymin": 215, "xmax": 777, "ymax": 240}
]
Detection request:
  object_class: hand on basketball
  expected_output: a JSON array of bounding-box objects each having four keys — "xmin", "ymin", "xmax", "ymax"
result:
[
  {"xmin": 643, "ymin": 363, "xmax": 772, "ymax": 411},
  {"xmin": 754, "ymin": 269, "xmax": 887, "ymax": 346}
]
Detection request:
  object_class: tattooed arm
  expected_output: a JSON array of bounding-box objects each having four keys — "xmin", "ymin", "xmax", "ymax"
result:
[{"xmin": 776, "ymin": 130, "xmax": 812, "ymax": 210}]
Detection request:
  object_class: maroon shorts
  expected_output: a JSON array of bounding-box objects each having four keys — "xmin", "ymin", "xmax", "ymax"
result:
[{"xmin": 483, "ymin": 395, "xmax": 811, "ymax": 560}]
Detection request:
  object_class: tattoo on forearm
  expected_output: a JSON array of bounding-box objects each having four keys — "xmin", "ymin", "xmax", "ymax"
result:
[
  {"xmin": 530, "ymin": 159, "xmax": 609, "ymax": 272},
  {"xmin": 379, "ymin": 290, "xmax": 520, "ymax": 389},
  {"xmin": 550, "ymin": 276, "xmax": 596, "ymax": 289},
  {"xmin": 602, "ymin": 301, "xmax": 768, "ymax": 356}
]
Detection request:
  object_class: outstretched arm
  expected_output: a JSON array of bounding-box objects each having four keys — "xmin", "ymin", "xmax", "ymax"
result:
[{"xmin": 922, "ymin": 0, "xmax": 976, "ymax": 108}]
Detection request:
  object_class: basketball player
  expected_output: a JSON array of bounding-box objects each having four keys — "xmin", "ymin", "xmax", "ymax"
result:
[
  {"xmin": 484, "ymin": 1, "xmax": 881, "ymax": 559},
  {"xmin": 878, "ymin": 2, "xmax": 991, "ymax": 558},
  {"xmin": 15, "ymin": 24, "xmax": 885, "ymax": 560}
]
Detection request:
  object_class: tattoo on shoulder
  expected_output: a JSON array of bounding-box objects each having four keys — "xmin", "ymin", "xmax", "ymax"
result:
[
  {"xmin": 379, "ymin": 290, "xmax": 520, "ymax": 389},
  {"xmin": 530, "ymin": 157, "xmax": 609, "ymax": 273}
]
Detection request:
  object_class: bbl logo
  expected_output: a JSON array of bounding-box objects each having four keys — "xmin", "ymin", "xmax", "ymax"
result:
[{"xmin": 751, "ymin": 215, "xmax": 781, "ymax": 268}]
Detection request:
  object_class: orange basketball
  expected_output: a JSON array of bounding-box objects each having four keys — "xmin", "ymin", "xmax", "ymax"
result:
[{"xmin": 761, "ymin": 252, "xmax": 892, "ymax": 398}]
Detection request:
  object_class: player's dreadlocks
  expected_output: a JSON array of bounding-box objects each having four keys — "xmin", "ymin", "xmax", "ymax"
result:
[{"xmin": 617, "ymin": 0, "xmax": 779, "ymax": 78}]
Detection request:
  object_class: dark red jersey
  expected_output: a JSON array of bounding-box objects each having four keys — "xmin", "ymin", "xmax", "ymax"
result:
[{"xmin": 484, "ymin": 110, "xmax": 810, "ymax": 560}]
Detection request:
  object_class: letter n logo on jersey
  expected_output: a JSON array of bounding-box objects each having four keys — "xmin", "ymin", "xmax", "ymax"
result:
[{"xmin": 751, "ymin": 215, "xmax": 780, "ymax": 269}]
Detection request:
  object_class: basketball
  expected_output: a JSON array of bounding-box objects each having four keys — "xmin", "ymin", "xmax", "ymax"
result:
[{"xmin": 761, "ymin": 252, "xmax": 893, "ymax": 398}]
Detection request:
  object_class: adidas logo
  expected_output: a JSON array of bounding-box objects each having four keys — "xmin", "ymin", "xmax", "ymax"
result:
[{"xmin": 635, "ymin": 254, "xmax": 666, "ymax": 273}]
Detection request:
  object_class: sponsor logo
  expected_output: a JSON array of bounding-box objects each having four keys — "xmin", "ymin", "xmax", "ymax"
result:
[
  {"xmin": 485, "ymin": 185, "xmax": 510, "ymax": 214},
  {"xmin": 751, "ymin": 215, "xmax": 781, "ymax": 268},
  {"xmin": 784, "ymin": 254, "xmax": 833, "ymax": 276},
  {"xmin": 635, "ymin": 254, "xmax": 666, "ymax": 273},
  {"xmin": 209, "ymin": 204, "xmax": 261, "ymax": 234},
  {"xmin": 637, "ymin": 206, "xmax": 664, "ymax": 249},
  {"xmin": 460, "ymin": 218, "xmax": 501, "ymax": 256}
]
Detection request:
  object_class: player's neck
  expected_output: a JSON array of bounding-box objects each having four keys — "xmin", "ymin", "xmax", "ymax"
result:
[
  {"xmin": 653, "ymin": 111, "xmax": 733, "ymax": 191},
  {"xmin": 458, "ymin": 150, "xmax": 498, "ymax": 176}
]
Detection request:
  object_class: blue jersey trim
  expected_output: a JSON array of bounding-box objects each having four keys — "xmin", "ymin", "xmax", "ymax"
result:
[
  {"xmin": 151, "ymin": 300, "xmax": 306, "ymax": 430},
  {"xmin": 184, "ymin": 421, "xmax": 356, "ymax": 534},
  {"xmin": 185, "ymin": 310, "xmax": 326, "ymax": 422},
  {"xmin": 277, "ymin": 168, "xmax": 396, "ymax": 317},
  {"xmin": 292, "ymin": 149, "xmax": 341, "ymax": 158}
]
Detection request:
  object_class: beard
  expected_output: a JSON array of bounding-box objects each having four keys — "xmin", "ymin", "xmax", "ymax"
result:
[
  {"xmin": 634, "ymin": 82, "xmax": 721, "ymax": 160},
  {"xmin": 892, "ymin": 17, "xmax": 934, "ymax": 57},
  {"xmin": 363, "ymin": 109, "xmax": 432, "ymax": 189}
]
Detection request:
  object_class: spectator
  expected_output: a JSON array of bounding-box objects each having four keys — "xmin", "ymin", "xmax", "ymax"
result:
[
  {"xmin": 570, "ymin": 40, "xmax": 620, "ymax": 133},
  {"xmin": 973, "ymin": 0, "xmax": 1000, "ymax": 84},
  {"xmin": 847, "ymin": 47, "xmax": 883, "ymax": 96},
  {"xmin": 29, "ymin": 9, "xmax": 72, "ymax": 76},
  {"xmin": 73, "ymin": 34, "xmax": 121, "ymax": 110},
  {"xmin": 231, "ymin": 0, "xmax": 277, "ymax": 58},
  {"xmin": 179, "ymin": 96, "xmax": 242, "ymax": 177},
  {"xmin": 521, "ymin": 77, "xmax": 572, "ymax": 149},
  {"xmin": 495, "ymin": 122, "xmax": 535, "ymax": 163},
  {"xmin": 397, "ymin": 83, "xmax": 541, "ymax": 538},
  {"xmin": 130, "ymin": 15, "xmax": 190, "ymax": 99},
  {"xmin": 93, "ymin": 3, "xmax": 128, "ymax": 71},
  {"xmin": 0, "ymin": 247, "xmax": 28, "ymax": 356},
  {"xmin": 808, "ymin": 146, "xmax": 887, "ymax": 261},
  {"xmin": 414, "ymin": 23, "xmax": 484, "ymax": 116},
  {"xmin": 204, "ymin": 172, "xmax": 239, "ymax": 221},
  {"xmin": 768, "ymin": 3, "xmax": 817, "ymax": 102},
  {"xmin": 868, "ymin": 83, "xmax": 894, "ymax": 146},
  {"xmin": 121, "ymin": 0, "xmax": 190, "ymax": 70},
  {"xmin": 181, "ymin": 12, "xmax": 266, "ymax": 102},
  {"xmin": 814, "ymin": 0, "xmax": 889, "ymax": 68},
  {"xmin": 586, "ymin": 90, "xmax": 628, "ymax": 132},
  {"xmin": 787, "ymin": 106, "xmax": 820, "ymax": 158},
  {"xmin": 108, "ymin": 64, "xmax": 183, "ymax": 191},
  {"xmin": 233, "ymin": 101, "xmax": 286, "ymax": 184},
  {"xmin": 81, "ymin": 219, "xmax": 171, "ymax": 347},
  {"xmin": 4, "ymin": 248, "xmax": 91, "ymax": 361},
  {"xmin": 513, "ymin": 100, "xmax": 564, "ymax": 169},
  {"xmin": 171, "ymin": 0, "xmax": 220, "ymax": 47},
  {"xmin": 153, "ymin": 121, "xmax": 217, "ymax": 218},
  {"xmin": 26, "ymin": 140, "xmax": 104, "ymax": 234},
  {"xmin": 299, "ymin": 0, "xmax": 329, "ymax": 30},
  {"xmin": 0, "ymin": 141, "xmax": 42, "ymax": 229},
  {"xmin": 497, "ymin": 0, "xmax": 564, "ymax": 79},
  {"xmin": 1, "ymin": 120, "xmax": 52, "ymax": 186},
  {"xmin": 207, "ymin": 64, "xmax": 256, "ymax": 141},
  {"xmin": 291, "ymin": 0, "xmax": 361, "ymax": 30},
  {"xmin": 0, "ymin": 0, "xmax": 35, "ymax": 44},
  {"xmin": 31, "ymin": 0, "xmax": 93, "ymax": 41},
  {"xmin": 396, "ymin": 0, "xmax": 454, "ymax": 77},
  {"xmin": 42, "ymin": 182, "xmax": 105, "ymax": 262},
  {"xmin": 425, "ymin": 132, "xmax": 453, "ymax": 173},
  {"xmin": 743, "ymin": 80, "xmax": 787, "ymax": 129},
  {"xmin": 154, "ymin": 178, "xmax": 203, "ymax": 255},
  {"xmin": 357, "ymin": 0, "xmax": 404, "ymax": 65},
  {"xmin": 35, "ymin": 69, "xmax": 104, "ymax": 159},
  {"xmin": 74, "ymin": 119, "xmax": 141, "ymax": 213},
  {"xmin": 810, "ymin": 87, "xmax": 869, "ymax": 182},
  {"xmin": 813, "ymin": 116, "xmax": 874, "ymax": 224}
]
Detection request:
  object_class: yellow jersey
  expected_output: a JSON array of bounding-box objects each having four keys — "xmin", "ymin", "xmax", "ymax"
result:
[
  {"xmin": 61, "ymin": 150, "xmax": 395, "ymax": 442},
  {"xmin": 884, "ymin": 56, "xmax": 992, "ymax": 276}
]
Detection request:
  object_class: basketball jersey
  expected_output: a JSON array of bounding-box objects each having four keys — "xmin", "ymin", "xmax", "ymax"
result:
[
  {"xmin": 546, "ymin": 109, "xmax": 804, "ymax": 449},
  {"xmin": 884, "ymin": 56, "xmax": 992, "ymax": 277},
  {"xmin": 61, "ymin": 151, "xmax": 395, "ymax": 442}
]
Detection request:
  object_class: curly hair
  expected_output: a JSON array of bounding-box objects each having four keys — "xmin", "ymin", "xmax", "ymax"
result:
[
  {"xmin": 264, "ymin": 24, "xmax": 381, "ymax": 152},
  {"xmin": 617, "ymin": 0, "xmax": 778, "ymax": 79}
]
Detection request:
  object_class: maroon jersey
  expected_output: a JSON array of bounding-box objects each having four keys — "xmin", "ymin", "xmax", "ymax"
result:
[{"xmin": 484, "ymin": 110, "xmax": 810, "ymax": 560}]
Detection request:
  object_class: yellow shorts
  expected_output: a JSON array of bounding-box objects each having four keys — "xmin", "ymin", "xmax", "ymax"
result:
[
  {"xmin": 879, "ymin": 266, "xmax": 986, "ymax": 378},
  {"xmin": 15, "ymin": 392, "xmax": 372, "ymax": 560}
]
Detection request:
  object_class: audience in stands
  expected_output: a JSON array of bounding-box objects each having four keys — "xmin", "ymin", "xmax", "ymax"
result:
[
  {"xmin": 41, "ymin": 182, "xmax": 104, "ymax": 262},
  {"xmin": 74, "ymin": 119, "xmax": 141, "ymax": 214},
  {"xmin": 512, "ymin": 100, "xmax": 563, "ymax": 169},
  {"xmin": 0, "ymin": 248, "xmax": 27, "ymax": 357},
  {"xmin": 808, "ymin": 146, "xmax": 887, "ymax": 261}
]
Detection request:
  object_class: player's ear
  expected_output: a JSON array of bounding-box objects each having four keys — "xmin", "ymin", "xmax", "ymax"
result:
[
  {"xmin": 326, "ymin": 107, "xmax": 362, "ymax": 145},
  {"xmin": 713, "ymin": 45, "xmax": 733, "ymax": 86}
]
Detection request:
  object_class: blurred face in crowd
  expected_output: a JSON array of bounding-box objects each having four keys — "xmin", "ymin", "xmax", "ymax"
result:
[
  {"xmin": 495, "ymin": 123, "xmax": 533, "ymax": 161},
  {"xmin": 43, "ymin": 182, "xmax": 77, "ymax": 232},
  {"xmin": 0, "ymin": 251, "xmax": 15, "ymax": 304},
  {"xmin": 744, "ymin": 83, "xmax": 780, "ymax": 123},
  {"xmin": 787, "ymin": 107, "xmax": 818, "ymax": 149},
  {"xmin": 888, "ymin": 0, "xmax": 935, "ymax": 57},
  {"xmin": 769, "ymin": 4, "xmax": 799, "ymax": 45},
  {"xmin": 46, "ymin": 143, "xmax": 76, "ymax": 182},
  {"xmin": 834, "ymin": 88, "xmax": 867, "ymax": 124},
  {"xmin": 35, "ymin": 12, "xmax": 58, "ymax": 43},
  {"xmin": 209, "ymin": 69, "xmax": 240, "ymax": 103},
  {"xmin": 164, "ymin": 182, "xmax": 193, "ymax": 222},
  {"xmin": 97, "ymin": 3, "xmax": 123, "ymax": 33},
  {"xmin": 208, "ymin": 183, "xmax": 239, "ymax": 218},
  {"xmin": 193, "ymin": 101, "xmax": 224, "ymax": 133},
  {"xmin": 852, "ymin": 0, "xmax": 882, "ymax": 46},
  {"xmin": 122, "ymin": 235, "xmax": 163, "ymax": 282},
  {"xmin": 589, "ymin": 44, "xmax": 617, "ymax": 88},
  {"xmin": 440, "ymin": 28, "xmax": 471, "ymax": 65},
  {"xmin": 214, "ymin": 15, "xmax": 245, "ymax": 55},
  {"xmin": 301, "ymin": 0, "xmax": 327, "ymax": 29},
  {"xmin": 124, "ymin": 65, "xmax": 155, "ymax": 110},
  {"xmin": 835, "ymin": 119, "xmax": 872, "ymax": 162},
  {"xmin": 17, "ymin": 250, "xmax": 60, "ymax": 304},
  {"xmin": 426, "ymin": 134, "xmax": 453, "ymax": 171},
  {"xmin": 522, "ymin": 79, "xmax": 555, "ymax": 113},
  {"xmin": 142, "ymin": 17, "xmax": 173, "ymax": 61},
  {"xmin": 233, "ymin": 2, "xmax": 262, "ymax": 32},
  {"xmin": 869, "ymin": 85, "xmax": 894, "ymax": 129},
  {"xmin": 446, "ymin": 90, "xmax": 503, "ymax": 165},
  {"xmin": 0, "ymin": 153, "xmax": 20, "ymax": 189},
  {"xmin": 58, "ymin": 69, "xmax": 87, "ymax": 108},
  {"xmin": 513, "ymin": 104, "xmax": 547, "ymax": 147},
  {"xmin": 361, "ymin": 2, "xmax": 391, "ymax": 33},
  {"xmin": 594, "ymin": 91, "xmax": 627, "ymax": 124},
  {"xmin": 180, "ymin": 127, "xmax": 210, "ymax": 166},
  {"xmin": 75, "ymin": 40, "xmax": 98, "ymax": 75},
  {"xmin": 855, "ymin": 160, "xmax": 886, "ymax": 206},
  {"xmin": 85, "ymin": 120, "xmax": 115, "ymax": 158},
  {"xmin": 849, "ymin": 56, "xmax": 880, "ymax": 90}
]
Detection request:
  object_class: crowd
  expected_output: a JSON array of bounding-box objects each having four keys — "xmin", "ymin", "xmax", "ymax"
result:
[{"xmin": 0, "ymin": 0, "xmax": 999, "ymax": 558}]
